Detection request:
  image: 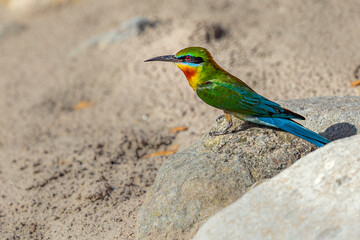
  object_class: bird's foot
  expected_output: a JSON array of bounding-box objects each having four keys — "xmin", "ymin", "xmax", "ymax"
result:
[
  {"xmin": 223, "ymin": 119, "xmax": 233, "ymax": 132},
  {"xmin": 210, "ymin": 120, "xmax": 233, "ymax": 136},
  {"xmin": 216, "ymin": 114, "xmax": 224, "ymax": 122}
]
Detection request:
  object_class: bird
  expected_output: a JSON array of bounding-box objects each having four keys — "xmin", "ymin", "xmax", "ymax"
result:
[{"xmin": 145, "ymin": 47, "xmax": 330, "ymax": 147}]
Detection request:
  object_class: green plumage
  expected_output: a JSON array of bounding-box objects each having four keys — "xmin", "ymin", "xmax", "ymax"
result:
[{"xmin": 196, "ymin": 75, "xmax": 305, "ymax": 119}]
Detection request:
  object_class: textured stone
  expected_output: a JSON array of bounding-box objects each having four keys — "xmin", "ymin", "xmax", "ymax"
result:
[
  {"xmin": 136, "ymin": 96, "xmax": 360, "ymax": 240},
  {"xmin": 194, "ymin": 133, "xmax": 360, "ymax": 240}
]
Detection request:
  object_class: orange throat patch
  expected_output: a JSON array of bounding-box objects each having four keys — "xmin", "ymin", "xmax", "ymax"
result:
[{"xmin": 176, "ymin": 64, "xmax": 199, "ymax": 91}]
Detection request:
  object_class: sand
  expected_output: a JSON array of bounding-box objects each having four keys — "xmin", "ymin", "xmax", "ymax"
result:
[{"xmin": 0, "ymin": 0, "xmax": 359, "ymax": 239}]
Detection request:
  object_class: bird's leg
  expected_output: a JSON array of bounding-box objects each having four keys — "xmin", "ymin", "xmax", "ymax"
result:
[
  {"xmin": 210, "ymin": 113, "xmax": 233, "ymax": 136},
  {"xmin": 222, "ymin": 113, "xmax": 233, "ymax": 133}
]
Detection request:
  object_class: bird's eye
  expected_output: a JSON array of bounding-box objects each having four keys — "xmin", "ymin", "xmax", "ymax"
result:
[{"xmin": 185, "ymin": 55, "xmax": 191, "ymax": 61}]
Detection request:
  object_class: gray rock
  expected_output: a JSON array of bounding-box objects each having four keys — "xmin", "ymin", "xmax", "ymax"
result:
[
  {"xmin": 194, "ymin": 133, "xmax": 360, "ymax": 240},
  {"xmin": 68, "ymin": 16, "xmax": 157, "ymax": 56},
  {"xmin": 0, "ymin": 23, "xmax": 26, "ymax": 41},
  {"xmin": 136, "ymin": 96, "xmax": 360, "ymax": 240}
]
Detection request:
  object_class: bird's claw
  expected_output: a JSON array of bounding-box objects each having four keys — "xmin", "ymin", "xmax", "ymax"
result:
[
  {"xmin": 209, "ymin": 129, "xmax": 233, "ymax": 136},
  {"xmin": 223, "ymin": 120, "xmax": 233, "ymax": 132},
  {"xmin": 210, "ymin": 120, "xmax": 233, "ymax": 136},
  {"xmin": 216, "ymin": 114, "xmax": 225, "ymax": 122},
  {"xmin": 209, "ymin": 131, "xmax": 221, "ymax": 136}
]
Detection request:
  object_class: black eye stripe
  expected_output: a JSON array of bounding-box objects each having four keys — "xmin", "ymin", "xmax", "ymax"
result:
[
  {"xmin": 178, "ymin": 55, "xmax": 204, "ymax": 64},
  {"xmin": 191, "ymin": 57, "xmax": 204, "ymax": 64}
]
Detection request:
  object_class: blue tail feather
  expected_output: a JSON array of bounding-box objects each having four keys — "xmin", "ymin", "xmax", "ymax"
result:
[{"xmin": 256, "ymin": 117, "xmax": 330, "ymax": 147}]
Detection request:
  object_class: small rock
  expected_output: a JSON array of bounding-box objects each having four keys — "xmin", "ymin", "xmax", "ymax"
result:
[
  {"xmin": 189, "ymin": 23, "xmax": 227, "ymax": 43},
  {"xmin": 68, "ymin": 17, "xmax": 157, "ymax": 56},
  {"xmin": 0, "ymin": 22, "xmax": 26, "ymax": 41},
  {"xmin": 205, "ymin": 24, "xmax": 226, "ymax": 42}
]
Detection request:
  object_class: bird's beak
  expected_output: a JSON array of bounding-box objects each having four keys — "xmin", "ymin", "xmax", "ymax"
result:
[{"xmin": 144, "ymin": 55, "xmax": 179, "ymax": 63}]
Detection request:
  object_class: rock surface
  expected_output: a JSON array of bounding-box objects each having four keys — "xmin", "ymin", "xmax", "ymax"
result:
[
  {"xmin": 136, "ymin": 96, "xmax": 360, "ymax": 240},
  {"xmin": 194, "ymin": 133, "xmax": 360, "ymax": 240}
]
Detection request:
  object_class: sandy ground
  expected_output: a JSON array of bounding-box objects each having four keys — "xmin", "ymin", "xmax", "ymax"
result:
[{"xmin": 0, "ymin": 0, "xmax": 359, "ymax": 239}]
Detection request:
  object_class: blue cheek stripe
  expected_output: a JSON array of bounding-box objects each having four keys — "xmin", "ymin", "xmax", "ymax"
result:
[{"xmin": 179, "ymin": 62, "xmax": 202, "ymax": 67}]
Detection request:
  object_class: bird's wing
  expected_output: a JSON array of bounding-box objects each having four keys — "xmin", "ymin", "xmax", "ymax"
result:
[{"xmin": 196, "ymin": 79, "xmax": 305, "ymax": 119}]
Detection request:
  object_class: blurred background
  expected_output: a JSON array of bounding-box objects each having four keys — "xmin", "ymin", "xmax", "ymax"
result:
[
  {"xmin": 1, "ymin": 0, "xmax": 360, "ymax": 149},
  {"xmin": 0, "ymin": 0, "xmax": 359, "ymax": 239}
]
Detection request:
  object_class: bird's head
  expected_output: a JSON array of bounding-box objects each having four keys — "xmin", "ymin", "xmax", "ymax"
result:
[
  {"xmin": 145, "ymin": 47, "xmax": 215, "ymax": 90},
  {"xmin": 145, "ymin": 47, "xmax": 212, "ymax": 66}
]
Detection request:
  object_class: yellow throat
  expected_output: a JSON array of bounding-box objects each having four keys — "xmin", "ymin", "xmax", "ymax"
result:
[{"xmin": 175, "ymin": 63, "xmax": 200, "ymax": 91}]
